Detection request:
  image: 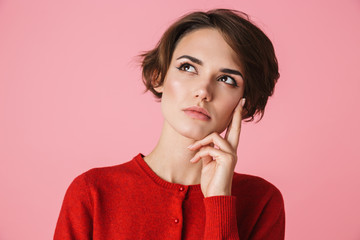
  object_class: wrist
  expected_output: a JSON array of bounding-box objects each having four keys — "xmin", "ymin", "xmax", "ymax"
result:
[{"xmin": 205, "ymin": 190, "xmax": 232, "ymax": 198}]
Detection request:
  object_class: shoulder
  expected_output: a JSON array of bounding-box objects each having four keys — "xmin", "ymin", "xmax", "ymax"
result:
[
  {"xmin": 232, "ymin": 172, "xmax": 284, "ymax": 206},
  {"xmin": 68, "ymin": 155, "xmax": 141, "ymax": 193},
  {"xmin": 231, "ymin": 173, "xmax": 285, "ymax": 238},
  {"xmin": 83, "ymin": 157, "xmax": 139, "ymax": 187}
]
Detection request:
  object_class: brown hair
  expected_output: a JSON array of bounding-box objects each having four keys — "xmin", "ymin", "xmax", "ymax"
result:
[{"xmin": 139, "ymin": 9, "xmax": 279, "ymax": 122}]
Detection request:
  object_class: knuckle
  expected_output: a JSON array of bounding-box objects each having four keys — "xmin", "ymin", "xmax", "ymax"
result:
[
  {"xmin": 213, "ymin": 132, "xmax": 220, "ymax": 137},
  {"xmin": 197, "ymin": 147, "xmax": 207, "ymax": 155},
  {"xmin": 226, "ymin": 153, "xmax": 237, "ymax": 162},
  {"xmin": 231, "ymin": 154, "xmax": 238, "ymax": 163},
  {"xmin": 202, "ymin": 146, "xmax": 212, "ymax": 152},
  {"xmin": 210, "ymin": 132, "xmax": 220, "ymax": 139}
]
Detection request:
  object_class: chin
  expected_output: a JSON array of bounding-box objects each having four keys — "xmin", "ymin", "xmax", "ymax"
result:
[
  {"xmin": 177, "ymin": 126, "xmax": 210, "ymax": 141},
  {"xmin": 175, "ymin": 119, "xmax": 231, "ymax": 140}
]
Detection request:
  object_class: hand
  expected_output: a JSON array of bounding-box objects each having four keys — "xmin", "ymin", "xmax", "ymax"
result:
[{"xmin": 188, "ymin": 98, "xmax": 246, "ymax": 198}]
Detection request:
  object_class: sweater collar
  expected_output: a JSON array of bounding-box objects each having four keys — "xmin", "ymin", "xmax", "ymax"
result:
[{"xmin": 134, "ymin": 153, "xmax": 202, "ymax": 193}]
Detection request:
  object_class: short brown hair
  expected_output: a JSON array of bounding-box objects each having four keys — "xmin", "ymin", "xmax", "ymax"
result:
[{"xmin": 139, "ymin": 9, "xmax": 279, "ymax": 122}]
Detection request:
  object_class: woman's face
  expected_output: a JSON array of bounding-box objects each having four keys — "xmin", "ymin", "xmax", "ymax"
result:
[{"xmin": 155, "ymin": 28, "xmax": 245, "ymax": 140}]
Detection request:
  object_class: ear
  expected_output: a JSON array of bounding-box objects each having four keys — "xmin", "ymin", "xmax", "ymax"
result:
[
  {"xmin": 154, "ymin": 83, "xmax": 164, "ymax": 93},
  {"xmin": 152, "ymin": 73, "xmax": 164, "ymax": 93}
]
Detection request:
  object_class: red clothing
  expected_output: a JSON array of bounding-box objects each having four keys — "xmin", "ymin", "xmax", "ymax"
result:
[{"xmin": 54, "ymin": 153, "xmax": 285, "ymax": 240}]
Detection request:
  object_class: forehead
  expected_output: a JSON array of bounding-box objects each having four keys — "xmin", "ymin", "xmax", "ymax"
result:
[{"xmin": 172, "ymin": 28, "xmax": 242, "ymax": 70}]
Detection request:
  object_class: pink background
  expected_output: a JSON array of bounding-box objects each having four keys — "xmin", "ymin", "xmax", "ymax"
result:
[{"xmin": 1, "ymin": 0, "xmax": 359, "ymax": 239}]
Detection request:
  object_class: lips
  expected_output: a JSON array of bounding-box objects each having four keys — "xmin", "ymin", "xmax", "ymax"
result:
[{"xmin": 183, "ymin": 106, "xmax": 211, "ymax": 120}]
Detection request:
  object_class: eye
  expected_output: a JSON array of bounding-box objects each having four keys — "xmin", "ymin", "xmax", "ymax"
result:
[
  {"xmin": 177, "ymin": 63, "xmax": 197, "ymax": 73},
  {"xmin": 218, "ymin": 75, "xmax": 238, "ymax": 87}
]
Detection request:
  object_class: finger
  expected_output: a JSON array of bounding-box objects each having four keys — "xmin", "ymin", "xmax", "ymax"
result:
[
  {"xmin": 190, "ymin": 146, "xmax": 235, "ymax": 165},
  {"xmin": 225, "ymin": 98, "xmax": 245, "ymax": 150},
  {"xmin": 188, "ymin": 132, "xmax": 233, "ymax": 153},
  {"xmin": 224, "ymin": 99, "xmax": 242, "ymax": 140},
  {"xmin": 189, "ymin": 146, "xmax": 217, "ymax": 164}
]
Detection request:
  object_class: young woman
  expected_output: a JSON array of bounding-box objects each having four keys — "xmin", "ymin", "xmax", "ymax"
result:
[{"xmin": 54, "ymin": 9, "xmax": 285, "ymax": 240}]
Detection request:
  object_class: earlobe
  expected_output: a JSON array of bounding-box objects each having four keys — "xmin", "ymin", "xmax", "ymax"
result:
[
  {"xmin": 154, "ymin": 84, "xmax": 164, "ymax": 93},
  {"xmin": 152, "ymin": 73, "xmax": 163, "ymax": 93}
]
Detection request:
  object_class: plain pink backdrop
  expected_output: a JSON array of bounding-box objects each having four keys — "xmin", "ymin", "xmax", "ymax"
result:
[{"xmin": 1, "ymin": 0, "xmax": 359, "ymax": 239}]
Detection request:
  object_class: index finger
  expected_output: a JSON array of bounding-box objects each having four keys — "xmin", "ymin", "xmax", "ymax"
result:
[{"xmin": 225, "ymin": 98, "xmax": 246, "ymax": 151}]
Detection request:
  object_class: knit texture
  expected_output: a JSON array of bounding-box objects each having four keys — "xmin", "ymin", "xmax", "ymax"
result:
[{"xmin": 54, "ymin": 153, "xmax": 285, "ymax": 239}]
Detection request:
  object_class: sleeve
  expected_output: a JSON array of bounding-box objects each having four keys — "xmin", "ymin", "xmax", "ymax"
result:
[
  {"xmin": 203, "ymin": 187, "xmax": 285, "ymax": 240},
  {"xmin": 53, "ymin": 173, "xmax": 93, "ymax": 240},
  {"xmin": 248, "ymin": 187, "xmax": 285, "ymax": 240},
  {"xmin": 203, "ymin": 196, "xmax": 239, "ymax": 240}
]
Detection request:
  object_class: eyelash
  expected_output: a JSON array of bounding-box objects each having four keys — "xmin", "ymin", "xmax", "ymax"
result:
[{"xmin": 176, "ymin": 62, "xmax": 238, "ymax": 87}]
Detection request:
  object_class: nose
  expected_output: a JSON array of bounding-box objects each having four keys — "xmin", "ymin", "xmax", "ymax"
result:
[{"xmin": 194, "ymin": 77, "xmax": 213, "ymax": 102}]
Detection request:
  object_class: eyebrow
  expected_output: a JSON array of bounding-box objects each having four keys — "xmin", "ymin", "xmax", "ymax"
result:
[{"xmin": 176, "ymin": 55, "xmax": 244, "ymax": 79}]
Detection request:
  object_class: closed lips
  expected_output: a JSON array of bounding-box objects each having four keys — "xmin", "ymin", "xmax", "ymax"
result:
[{"xmin": 183, "ymin": 106, "xmax": 211, "ymax": 118}]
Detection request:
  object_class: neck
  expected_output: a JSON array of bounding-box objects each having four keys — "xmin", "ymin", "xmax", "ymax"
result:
[{"xmin": 144, "ymin": 121, "xmax": 203, "ymax": 186}]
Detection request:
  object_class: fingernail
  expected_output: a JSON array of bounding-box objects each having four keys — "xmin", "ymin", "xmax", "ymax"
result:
[
  {"xmin": 241, "ymin": 98, "xmax": 246, "ymax": 107},
  {"xmin": 189, "ymin": 156, "xmax": 198, "ymax": 163}
]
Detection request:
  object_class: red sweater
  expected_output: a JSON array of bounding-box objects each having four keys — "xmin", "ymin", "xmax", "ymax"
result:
[{"xmin": 54, "ymin": 153, "xmax": 285, "ymax": 239}]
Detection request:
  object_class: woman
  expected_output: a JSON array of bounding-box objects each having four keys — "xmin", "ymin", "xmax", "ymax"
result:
[{"xmin": 54, "ymin": 9, "xmax": 285, "ymax": 240}]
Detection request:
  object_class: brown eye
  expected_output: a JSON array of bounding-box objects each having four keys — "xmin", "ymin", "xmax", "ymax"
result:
[
  {"xmin": 177, "ymin": 63, "xmax": 197, "ymax": 73},
  {"xmin": 218, "ymin": 75, "xmax": 237, "ymax": 87}
]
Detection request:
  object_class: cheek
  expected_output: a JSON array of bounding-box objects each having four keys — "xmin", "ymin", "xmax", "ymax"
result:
[
  {"xmin": 160, "ymin": 78, "xmax": 187, "ymax": 119},
  {"xmin": 162, "ymin": 74, "xmax": 188, "ymax": 103},
  {"xmin": 222, "ymin": 105, "xmax": 236, "ymax": 125},
  {"xmin": 220, "ymin": 93, "xmax": 239, "ymax": 114},
  {"xmin": 215, "ymin": 96, "xmax": 240, "ymax": 130}
]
